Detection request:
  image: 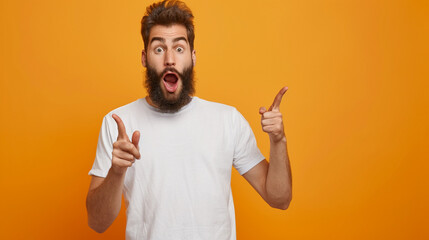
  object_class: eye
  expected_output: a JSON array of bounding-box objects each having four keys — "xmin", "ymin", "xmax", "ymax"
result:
[
  {"xmin": 155, "ymin": 47, "xmax": 164, "ymax": 53},
  {"xmin": 176, "ymin": 46, "xmax": 184, "ymax": 53}
]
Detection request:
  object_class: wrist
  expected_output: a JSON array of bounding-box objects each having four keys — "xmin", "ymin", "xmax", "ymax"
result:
[
  {"xmin": 270, "ymin": 134, "xmax": 287, "ymax": 144},
  {"xmin": 109, "ymin": 166, "xmax": 127, "ymax": 178}
]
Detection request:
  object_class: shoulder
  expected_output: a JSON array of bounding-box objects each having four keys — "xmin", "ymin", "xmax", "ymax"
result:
[
  {"xmin": 98, "ymin": 98, "xmax": 146, "ymax": 136},
  {"xmin": 193, "ymin": 97, "xmax": 238, "ymax": 114},
  {"xmin": 192, "ymin": 97, "xmax": 249, "ymax": 129},
  {"xmin": 108, "ymin": 98, "xmax": 145, "ymax": 116},
  {"xmin": 193, "ymin": 97, "xmax": 247, "ymax": 122},
  {"xmin": 101, "ymin": 98, "xmax": 146, "ymax": 125},
  {"xmin": 102, "ymin": 98, "xmax": 146, "ymax": 119}
]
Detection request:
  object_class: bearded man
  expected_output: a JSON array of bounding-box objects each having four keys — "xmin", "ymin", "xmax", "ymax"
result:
[{"xmin": 86, "ymin": 1, "xmax": 292, "ymax": 239}]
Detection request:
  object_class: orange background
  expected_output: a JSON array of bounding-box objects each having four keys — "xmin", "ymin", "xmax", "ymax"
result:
[{"xmin": 1, "ymin": 0, "xmax": 428, "ymax": 239}]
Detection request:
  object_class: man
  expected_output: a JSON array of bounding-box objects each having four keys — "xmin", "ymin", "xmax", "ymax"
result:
[{"xmin": 86, "ymin": 0, "xmax": 292, "ymax": 239}]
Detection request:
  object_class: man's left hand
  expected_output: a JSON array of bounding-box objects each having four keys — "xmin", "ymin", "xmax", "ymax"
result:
[{"xmin": 259, "ymin": 86, "xmax": 288, "ymax": 143}]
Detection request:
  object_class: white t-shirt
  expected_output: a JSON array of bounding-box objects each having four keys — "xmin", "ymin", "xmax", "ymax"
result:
[{"xmin": 89, "ymin": 97, "xmax": 265, "ymax": 240}]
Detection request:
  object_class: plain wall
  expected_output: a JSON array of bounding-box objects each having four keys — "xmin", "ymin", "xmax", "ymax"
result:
[{"xmin": 1, "ymin": 0, "xmax": 428, "ymax": 239}]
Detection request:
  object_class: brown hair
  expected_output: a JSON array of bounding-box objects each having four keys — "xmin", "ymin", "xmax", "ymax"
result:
[{"xmin": 141, "ymin": 0, "xmax": 195, "ymax": 51}]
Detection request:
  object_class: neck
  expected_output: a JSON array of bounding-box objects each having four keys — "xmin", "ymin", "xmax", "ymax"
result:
[{"xmin": 145, "ymin": 96, "xmax": 157, "ymax": 108}]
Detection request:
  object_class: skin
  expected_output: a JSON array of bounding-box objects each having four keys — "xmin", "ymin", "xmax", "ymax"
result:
[
  {"xmin": 142, "ymin": 24, "xmax": 196, "ymax": 106},
  {"xmin": 86, "ymin": 24, "xmax": 292, "ymax": 233},
  {"xmin": 244, "ymin": 86, "xmax": 292, "ymax": 210}
]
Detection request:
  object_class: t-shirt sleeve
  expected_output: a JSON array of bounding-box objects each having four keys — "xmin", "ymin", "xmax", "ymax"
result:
[
  {"xmin": 88, "ymin": 115, "xmax": 115, "ymax": 178},
  {"xmin": 232, "ymin": 108, "xmax": 265, "ymax": 175}
]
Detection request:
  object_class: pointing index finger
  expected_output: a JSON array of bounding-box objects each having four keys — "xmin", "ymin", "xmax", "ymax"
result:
[
  {"xmin": 269, "ymin": 86, "xmax": 288, "ymax": 111},
  {"xmin": 112, "ymin": 114, "xmax": 128, "ymax": 140}
]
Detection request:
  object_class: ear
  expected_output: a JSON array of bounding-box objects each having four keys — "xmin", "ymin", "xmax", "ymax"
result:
[
  {"xmin": 141, "ymin": 50, "xmax": 147, "ymax": 68},
  {"xmin": 192, "ymin": 49, "xmax": 196, "ymax": 66}
]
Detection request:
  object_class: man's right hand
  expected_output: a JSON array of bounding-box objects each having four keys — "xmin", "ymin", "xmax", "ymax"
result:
[
  {"xmin": 86, "ymin": 114, "xmax": 139, "ymax": 233},
  {"xmin": 111, "ymin": 114, "xmax": 141, "ymax": 175}
]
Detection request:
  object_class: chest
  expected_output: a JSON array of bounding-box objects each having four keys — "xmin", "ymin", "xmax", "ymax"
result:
[{"xmin": 126, "ymin": 112, "xmax": 235, "ymax": 184}]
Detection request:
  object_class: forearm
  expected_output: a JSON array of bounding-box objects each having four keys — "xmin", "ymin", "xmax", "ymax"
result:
[
  {"xmin": 86, "ymin": 168, "xmax": 125, "ymax": 233},
  {"xmin": 265, "ymin": 136, "xmax": 292, "ymax": 209}
]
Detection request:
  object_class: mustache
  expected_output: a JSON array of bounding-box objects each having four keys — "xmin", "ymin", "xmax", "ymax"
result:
[{"xmin": 161, "ymin": 67, "xmax": 184, "ymax": 79}]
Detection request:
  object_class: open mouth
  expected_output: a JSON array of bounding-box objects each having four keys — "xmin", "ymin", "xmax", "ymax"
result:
[{"xmin": 162, "ymin": 72, "xmax": 179, "ymax": 93}]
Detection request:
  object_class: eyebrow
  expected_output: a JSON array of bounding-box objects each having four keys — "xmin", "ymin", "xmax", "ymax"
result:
[{"xmin": 150, "ymin": 37, "xmax": 188, "ymax": 45}]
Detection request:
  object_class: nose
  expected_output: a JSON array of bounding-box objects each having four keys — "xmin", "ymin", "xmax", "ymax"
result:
[{"xmin": 164, "ymin": 50, "xmax": 175, "ymax": 67}]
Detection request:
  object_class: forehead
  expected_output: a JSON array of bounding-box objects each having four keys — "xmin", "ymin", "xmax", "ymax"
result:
[{"xmin": 148, "ymin": 24, "xmax": 188, "ymax": 44}]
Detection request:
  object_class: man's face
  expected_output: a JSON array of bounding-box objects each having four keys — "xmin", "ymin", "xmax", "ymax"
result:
[{"xmin": 142, "ymin": 24, "xmax": 196, "ymax": 112}]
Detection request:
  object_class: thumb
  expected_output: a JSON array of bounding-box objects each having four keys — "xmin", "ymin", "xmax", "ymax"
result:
[
  {"xmin": 259, "ymin": 106, "xmax": 267, "ymax": 115},
  {"xmin": 131, "ymin": 131, "xmax": 140, "ymax": 149}
]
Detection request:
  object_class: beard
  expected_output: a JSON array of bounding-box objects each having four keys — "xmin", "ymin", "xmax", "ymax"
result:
[{"xmin": 145, "ymin": 64, "xmax": 195, "ymax": 113}]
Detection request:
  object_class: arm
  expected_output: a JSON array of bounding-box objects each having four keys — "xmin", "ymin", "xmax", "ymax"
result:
[
  {"xmin": 86, "ymin": 114, "xmax": 141, "ymax": 233},
  {"xmin": 243, "ymin": 87, "xmax": 292, "ymax": 210},
  {"xmin": 86, "ymin": 171, "xmax": 126, "ymax": 233}
]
